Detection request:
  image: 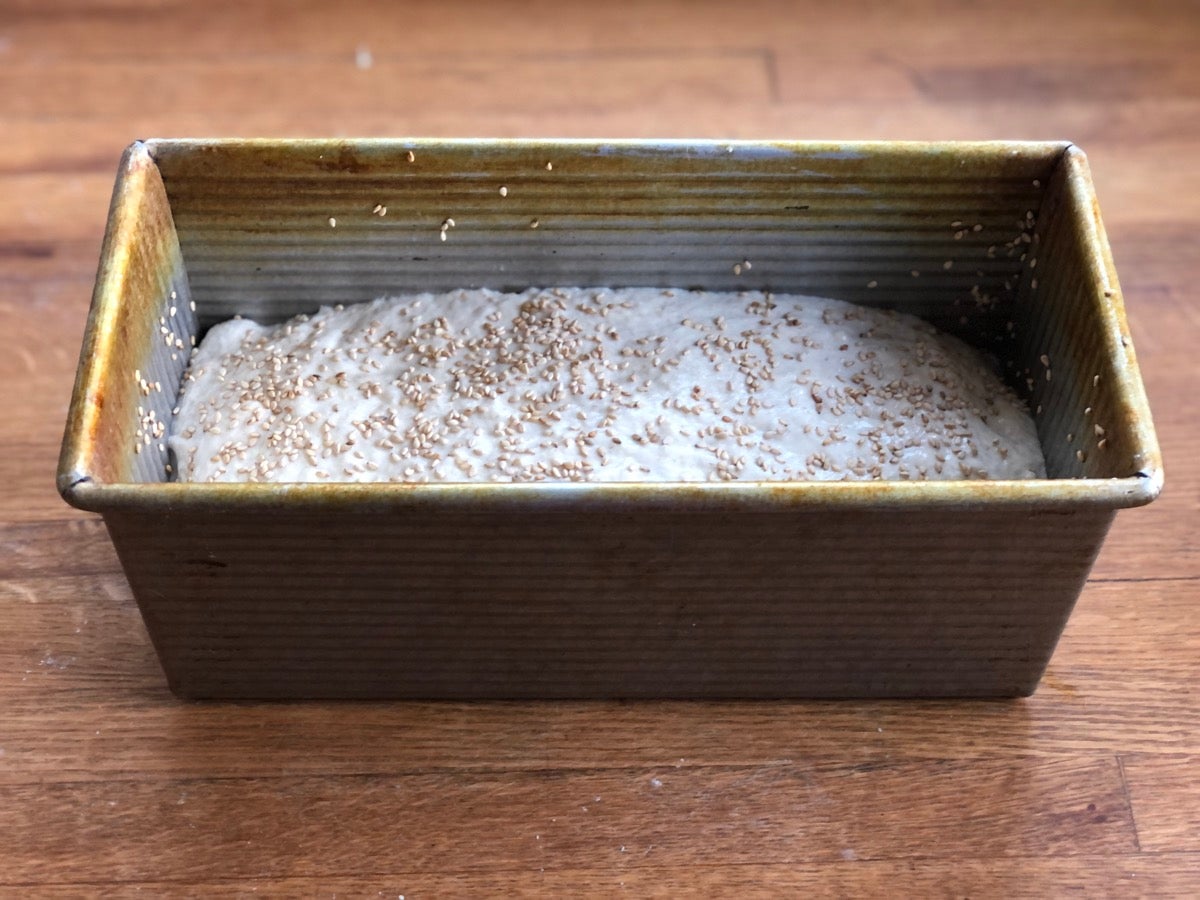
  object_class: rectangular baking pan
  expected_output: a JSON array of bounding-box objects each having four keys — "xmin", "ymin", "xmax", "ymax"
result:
[{"xmin": 58, "ymin": 139, "xmax": 1162, "ymax": 698}]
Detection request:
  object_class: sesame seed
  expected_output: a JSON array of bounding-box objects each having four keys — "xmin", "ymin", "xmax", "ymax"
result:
[
  {"xmin": 499, "ymin": 186, "xmax": 508, "ymax": 197},
  {"xmin": 328, "ymin": 217, "xmax": 337, "ymax": 228},
  {"xmin": 407, "ymin": 150, "xmax": 416, "ymax": 163},
  {"xmin": 171, "ymin": 287, "xmax": 1041, "ymax": 484}
]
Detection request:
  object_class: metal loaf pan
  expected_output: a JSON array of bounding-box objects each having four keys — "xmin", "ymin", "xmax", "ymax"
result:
[{"xmin": 58, "ymin": 139, "xmax": 1162, "ymax": 699}]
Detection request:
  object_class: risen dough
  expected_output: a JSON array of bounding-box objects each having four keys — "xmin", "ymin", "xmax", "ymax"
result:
[{"xmin": 169, "ymin": 288, "xmax": 1045, "ymax": 483}]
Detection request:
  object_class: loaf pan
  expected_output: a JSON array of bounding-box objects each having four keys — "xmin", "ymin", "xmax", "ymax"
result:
[{"xmin": 58, "ymin": 139, "xmax": 1162, "ymax": 698}]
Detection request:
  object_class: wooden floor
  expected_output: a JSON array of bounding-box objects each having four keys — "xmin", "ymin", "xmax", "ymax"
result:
[{"xmin": 3, "ymin": 0, "xmax": 1198, "ymax": 894}]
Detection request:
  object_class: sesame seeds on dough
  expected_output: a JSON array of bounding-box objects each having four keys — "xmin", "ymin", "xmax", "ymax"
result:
[{"xmin": 169, "ymin": 288, "xmax": 1046, "ymax": 483}]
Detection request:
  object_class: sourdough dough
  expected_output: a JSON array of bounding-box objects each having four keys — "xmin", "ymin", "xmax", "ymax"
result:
[{"xmin": 169, "ymin": 288, "xmax": 1045, "ymax": 483}]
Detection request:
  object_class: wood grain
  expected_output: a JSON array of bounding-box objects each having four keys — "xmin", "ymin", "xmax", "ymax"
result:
[
  {"xmin": 2, "ymin": 0, "xmax": 1197, "ymax": 892},
  {"xmin": 1122, "ymin": 755, "xmax": 1200, "ymax": 853},
  {"xmin": 0, "ymin": 759, "xmax": 1136, "ymax": 883},
  {"xmin": 6, "ymin": 858, "xmax": 1200, "ymax": 899}
]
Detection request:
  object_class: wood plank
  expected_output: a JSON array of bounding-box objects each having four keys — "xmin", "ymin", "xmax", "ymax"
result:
[
  {"xmin": 6, "ymin": 855, "xmax": 1196, "ymax": 898},
  {"xmin": 0, "ymin": 172, "xmax": 128, "ymax": 247},
  {"xmin": 1122, "ymin": 755, "xmax": 1200, "ymax": 853},
  {"xmin": 6, "ymin": 99, "xmax": 1200, "ymax": 183},
  {"xmin": 0, "ymin": 451, "xmax": 84, "ymax": 523},
  {"xmin": 0, "ymin": 573, "xmax": 1195, "ymax": 784},
  {"xmin": 6, "ymin": 0, "xmax": 1199, "ymax": 64},
  {"xmin": 0, "ymin": 757, "xmax": 1134, "ymax": 883},
  {"xmin": 0, "ymin": 246, "xmax": 101, "ymax": 283},
  {"xmin": 0, "ymin": 54, "xmax": 772, "ymax": 119},
  {"xmin": 0, "ymin": 279, "xmax": 91, "ymax": 391},
  {"xmin": 0, "ymin": 518, "xmax": 116, "ymax": 578}
]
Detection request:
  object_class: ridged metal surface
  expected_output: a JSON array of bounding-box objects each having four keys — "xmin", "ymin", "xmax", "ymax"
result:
[
  {"xmin": 58, "ymin": 139, "xmax": 1163, "ymax": 699},
  {"xmin": 154, "ymin": 140, "xmax": 1050, "ymax": 348},
  {"xmin": 56, "ymin": 146, "xmax": 192, "ymax": 487},
  {"xmin": 1018, "ymin": 148, "xmax": 1157, "ymax": 480},
  {"xmin": 108, "ymin": 506, "xmax": 1113, "ymax": 699}
]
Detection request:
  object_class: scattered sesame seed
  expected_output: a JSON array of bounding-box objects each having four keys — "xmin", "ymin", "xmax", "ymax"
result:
[
  {"xmin": 407, "ymin": 150, "xmax": 416, "ymax": 163},
  {"xmin": 499, "ymin": 186, "xmax": 508, "ymax": 197},
  {"xmin": 328, "ymin": 217, "xmax": 337, "ymax": 228},
  {"xmin": 170, "ymin": 287, "xmax": 1042, "ymax": 484}
]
